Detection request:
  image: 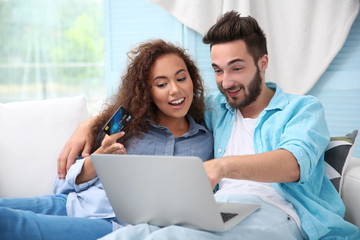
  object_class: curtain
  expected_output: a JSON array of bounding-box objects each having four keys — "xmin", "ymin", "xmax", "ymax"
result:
[{"xmin": 149, "ymin": 0, "xmax": 359, "ymax": 95}]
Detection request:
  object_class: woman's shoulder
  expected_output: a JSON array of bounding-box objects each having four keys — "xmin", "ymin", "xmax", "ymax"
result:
[{"xmin": 187, "ymin": 114, "xmax": 212, "ymax": 135}]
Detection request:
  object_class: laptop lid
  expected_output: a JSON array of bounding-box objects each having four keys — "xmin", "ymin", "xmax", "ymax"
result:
[{"xmin": 91, "ymin": 154, "xmax": 260, "ymax": 232}]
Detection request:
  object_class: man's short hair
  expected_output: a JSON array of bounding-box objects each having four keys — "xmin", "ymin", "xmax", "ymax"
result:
[{"xmin": 203, "ymin": 11, "xmax": 268, "ymax": 63}]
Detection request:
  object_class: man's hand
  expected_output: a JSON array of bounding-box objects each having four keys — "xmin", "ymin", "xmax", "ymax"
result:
[
  {"xmin": 203, "ymin": 159, "xmax": 226, "ymax": 189},
  {"xmin": 57, "ymin": 118, "xmax": 96, "ymax": 179},
  {"xmin": 203, "ymin": 150, "xmax": 300, "ymax": 189}
]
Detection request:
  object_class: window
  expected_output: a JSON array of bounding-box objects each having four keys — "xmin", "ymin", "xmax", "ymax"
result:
[{"xmin": 0, "ymin": 0, "xmax": 105, "ymax": 112}]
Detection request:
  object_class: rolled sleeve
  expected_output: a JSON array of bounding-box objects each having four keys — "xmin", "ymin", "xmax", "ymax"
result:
[
  {"xmin": 277, "ymin": 97, "xmax": 330, "ymax": 184},
  {"xmin": 53, "ymin": 158, "xmax": 99, "ymax": 194}
]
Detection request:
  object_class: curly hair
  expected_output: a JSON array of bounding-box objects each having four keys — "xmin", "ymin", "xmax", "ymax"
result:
[{"xmin": 90, "ymin": 39, "xmax": 205, "ymax": 152}]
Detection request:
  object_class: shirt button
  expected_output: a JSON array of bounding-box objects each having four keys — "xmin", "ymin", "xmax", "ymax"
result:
[
  {"xmin": 217, "ymin": 149, "xmax": 222, "ymax": 153},
  {"xmin": 229, "ymin": 122, "xmax": 232, "ymax": 125}
]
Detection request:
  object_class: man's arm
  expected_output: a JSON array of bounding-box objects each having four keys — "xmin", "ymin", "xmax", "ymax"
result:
[
  {"xmin": 204, "ymin": 149, "xmax": 300, "ymax": 189},
  {"xmin": 57, "ymin": 116, "xmax": 98, "ymax": 179}
]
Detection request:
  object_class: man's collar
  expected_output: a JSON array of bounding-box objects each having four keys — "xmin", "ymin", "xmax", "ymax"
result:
[{"xmin": 264, "ymin": 82, "xmax": 288, "ymax": 111}]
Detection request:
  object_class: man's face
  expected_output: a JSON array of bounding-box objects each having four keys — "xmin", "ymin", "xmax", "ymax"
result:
[{"xmin": 211, "ymin": 40, "xmax": 263, "ymax": 109}]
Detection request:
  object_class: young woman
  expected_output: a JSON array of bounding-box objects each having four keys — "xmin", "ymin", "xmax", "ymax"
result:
[{"xmin": 0, "ymin": 39, "xmax": 213, "ymax": 240}]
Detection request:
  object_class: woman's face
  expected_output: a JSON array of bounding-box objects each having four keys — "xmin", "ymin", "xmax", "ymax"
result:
[{"xmin": 149, "ymin": 53, "xmax": 194, "ymax": 123}]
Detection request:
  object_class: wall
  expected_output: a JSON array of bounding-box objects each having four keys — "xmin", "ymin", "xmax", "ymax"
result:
[{"xmin": 308, "ymin": 11, "xmax": 360, "ymax": 157}]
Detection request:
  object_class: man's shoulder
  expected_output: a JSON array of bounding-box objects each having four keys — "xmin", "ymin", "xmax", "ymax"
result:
[
  {"xmin": 205, "ymin": 91, "xmax": 225, "ymax": 108},
  {"xmin": 206, "ymin": 90, "xmax": 223, "ymax": 100},
  {"xmin": 203, "ymin": 91, "xmax": 230, "ymax": 130},
  {"xmin": 271, "ymin": 83, "xmax": 322, "ymax": 109},
  {"xmin": 286, "ymin": 92, "xmax": 322, "ymax": 107}
]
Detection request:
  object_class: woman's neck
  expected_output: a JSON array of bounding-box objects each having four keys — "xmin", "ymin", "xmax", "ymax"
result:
[{"xmin": 156, "ymin": 115, "xmax": 189, "ymax": 138}]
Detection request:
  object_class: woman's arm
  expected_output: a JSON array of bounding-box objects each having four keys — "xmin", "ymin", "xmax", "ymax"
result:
[{"xmin": 75, "ymin": 131, "xmax": 126, "ymax": 184}]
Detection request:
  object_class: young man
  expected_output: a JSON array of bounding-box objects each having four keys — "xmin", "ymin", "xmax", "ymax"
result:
[
  {"xmin": 57, "ymin": 11, "xmax": 359, "ymax": 240},
  {"xmin": 199, "ymin": 11, "xmax": 359, "ymax": 239}
]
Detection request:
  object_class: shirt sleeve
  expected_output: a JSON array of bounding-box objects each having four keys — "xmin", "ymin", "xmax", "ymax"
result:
[
  {"xmin": 53, "ymin": 158, "xmax": 99, "ymax": 194},
  {"xmin": 278, "ymin": 96, "xmax": 330, "ymax": 184}
]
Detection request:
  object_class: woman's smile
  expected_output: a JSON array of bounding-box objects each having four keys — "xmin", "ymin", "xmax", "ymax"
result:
[{"xmin": 169, "ymin": 97, "xmax": 185, "ymax": 108}]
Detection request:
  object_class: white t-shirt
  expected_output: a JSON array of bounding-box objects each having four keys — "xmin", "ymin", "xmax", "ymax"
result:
[{"xmin": 214, "ymin": 109, "xmax": 301, "ymax": 227}]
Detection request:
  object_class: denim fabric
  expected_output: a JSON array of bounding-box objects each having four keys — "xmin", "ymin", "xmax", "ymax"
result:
[{"xmin": 0, "ymin": 195, "xmax": 112, "ymax": 240}]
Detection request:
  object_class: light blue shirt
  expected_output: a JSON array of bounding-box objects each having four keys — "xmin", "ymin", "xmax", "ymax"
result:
[
  {"xmin": 53, "ymin": 115, "xmax": 213, "ymax": 221},
  {"xmin": 204, "ymin": 82, "xmax": 357, "ymax": 239}
]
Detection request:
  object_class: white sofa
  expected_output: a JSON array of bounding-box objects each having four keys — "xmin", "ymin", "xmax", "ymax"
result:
[
  {"xmin": 342, "ymin": 156, "xmax": 360, "ymax": 228},
  {"xmin": 0, "ymin": 97, "xmax": 359, "ymax": 229},
  {"xmin": 0, "ymin": 96, "xmax": 89, "ymax": 198}
]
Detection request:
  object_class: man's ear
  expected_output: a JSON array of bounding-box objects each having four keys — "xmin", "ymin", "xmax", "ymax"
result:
[{"xmin": 258, "ymin": 55, "xmax": 268, "ymax": 71}]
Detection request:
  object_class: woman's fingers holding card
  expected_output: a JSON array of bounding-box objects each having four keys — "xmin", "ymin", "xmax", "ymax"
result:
[{"xmin": 101, "ymin": 131, "xmax": 126, "ymax": 154}]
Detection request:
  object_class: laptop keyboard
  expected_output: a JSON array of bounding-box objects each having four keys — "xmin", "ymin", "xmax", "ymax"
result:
[{"xmin": 220, "ymin": 212, "xmax": 239, "ymax": 223}]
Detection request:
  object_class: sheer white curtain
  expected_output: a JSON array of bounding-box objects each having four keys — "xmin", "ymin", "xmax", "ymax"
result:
[
  {"xmin": 0, "ymin": 0, "xmax": 105, "ymax": 111},
  {"xmin": 149, "ymin": 0, "xmax": 359, "ymax": 95}
]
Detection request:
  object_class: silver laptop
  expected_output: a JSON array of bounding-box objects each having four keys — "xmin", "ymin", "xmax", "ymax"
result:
[{"xmin": 91, "ymin": 154, "xmax": 260, "ymax": 232}]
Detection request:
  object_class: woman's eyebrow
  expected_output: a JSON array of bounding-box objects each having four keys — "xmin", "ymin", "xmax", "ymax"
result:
[
  {"xmin": 152, "ymin": 75, "xmax": 167, "ymax": 82},
  {"xmin": 175, "ymin": 69, "xmax": 186, "ymax": 75},
  {"xmin": 153, "ymin": 69, "xmax": 187, "ymax": 82}
]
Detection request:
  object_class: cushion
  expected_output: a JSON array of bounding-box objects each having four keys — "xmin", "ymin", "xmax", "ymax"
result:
[
  {"xmin": 0, "ymin": 96, "xmax": 89, "ymax": 198},
  {"xmin": 324, "ymin": 130, "xmax": 358, "ymax": 195}
]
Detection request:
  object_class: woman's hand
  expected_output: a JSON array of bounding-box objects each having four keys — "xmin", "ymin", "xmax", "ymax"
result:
[
  {"xmin": 75, "ymin": 131, "xmax": 126, "ymax": 184},
  {"xmin": 95, "ymin": 131, "xmax": 127, "ymax": 155}
]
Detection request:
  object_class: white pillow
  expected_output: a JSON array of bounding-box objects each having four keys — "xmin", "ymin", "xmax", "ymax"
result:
[{"xmin": 0, "ymin": 96, "xmax": 89, "ymax": 198}]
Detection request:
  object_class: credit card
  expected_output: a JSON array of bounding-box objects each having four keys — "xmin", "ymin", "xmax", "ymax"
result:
[{"xmin": 103, "ymin": 106, "xmax": 132, "ymax": 135}]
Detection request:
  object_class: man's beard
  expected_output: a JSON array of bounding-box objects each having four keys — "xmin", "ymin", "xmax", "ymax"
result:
[{"xmin": 218, "ymin": 68, "xmax": 262, "ymax": 109}]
